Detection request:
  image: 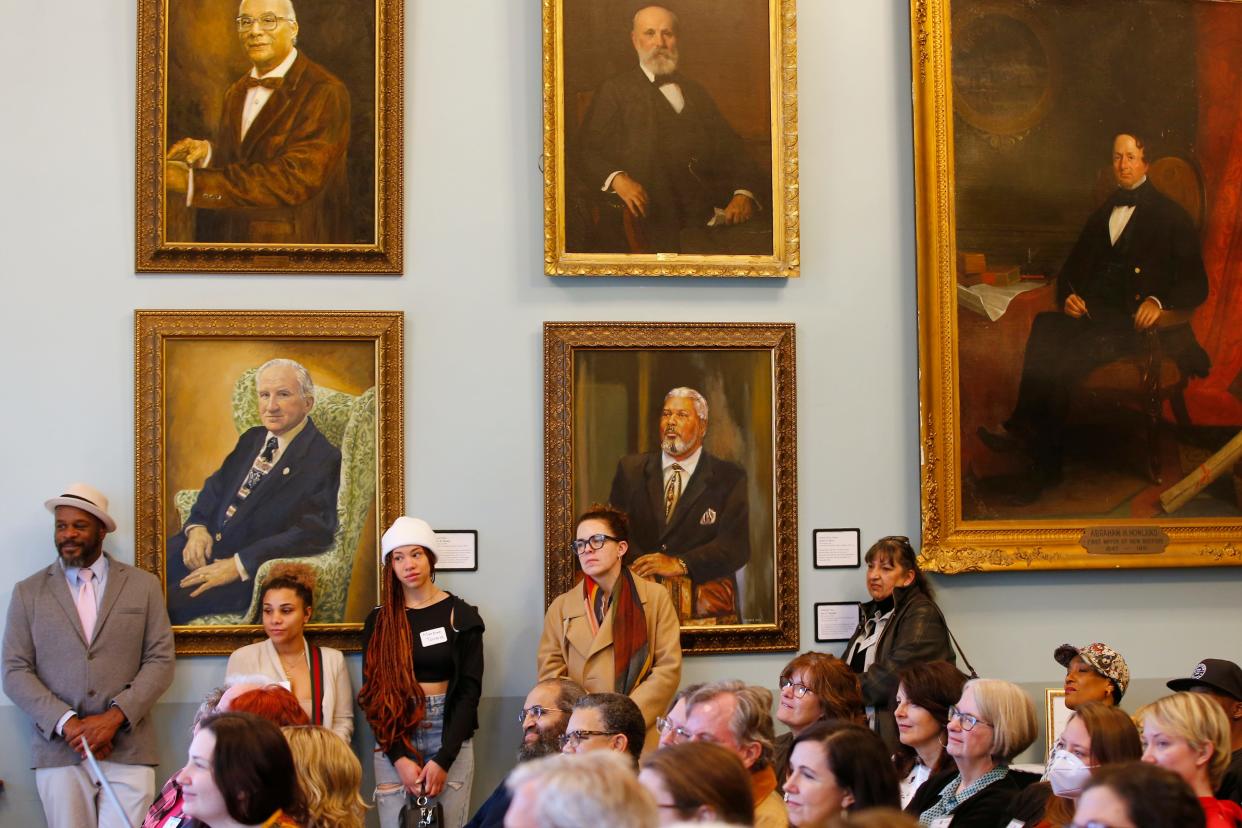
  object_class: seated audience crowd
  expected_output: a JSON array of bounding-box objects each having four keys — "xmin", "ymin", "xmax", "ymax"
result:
[{"xmin": 6, "ymin": 491, "xmax": 1242, "ymax": 828}]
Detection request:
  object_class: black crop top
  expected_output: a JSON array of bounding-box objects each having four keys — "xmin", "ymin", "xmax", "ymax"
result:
[{"xmin": 405, "ymin": 598, "xmax": 454, "ymax": 682}]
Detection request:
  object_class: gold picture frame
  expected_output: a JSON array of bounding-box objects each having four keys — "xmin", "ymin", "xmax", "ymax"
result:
[
  {"xmin": 913, "ymin": 0, "xmax": 1242, "ymax": 572},
  {"xmin": 543, "ymin": 322, "xmax": 799, "ymax": 654},
  {"xmin": 1045, "ymin": 687, "xmax": 1070, "ymax": 753},
  {"xmin": 542, "ymin": 0, "xmax": 799, "ymax": 277},
  {"xmin": 135, "ymin": 0, "xmax": 403, "ymax": 273},
  {"xmin": 135, "ymin": 310, "xmax": 404, "ymax": 654}
]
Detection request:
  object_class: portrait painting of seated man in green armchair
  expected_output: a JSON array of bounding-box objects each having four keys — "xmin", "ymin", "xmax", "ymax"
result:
[{"xmin": 159, "ymin": 338, "xmax": 380, "ymax": 629}]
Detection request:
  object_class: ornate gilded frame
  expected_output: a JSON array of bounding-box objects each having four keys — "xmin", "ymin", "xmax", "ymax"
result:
[
  {"xmin": 913, "ymin": 0, "xmax": 1242, "ymax": 573},
  {"xmin": 542, "ymin": 0, "xmax": 799, "ymax": 277},
  {"xmin": 135, "ymin": 0, "xmax": 403, "ymax": 273},
  {"xmin": 543, "ymin": 322, "xmax": 799, "ymax": 654},
  {"xmin": 135, "ymin": 311, "xmax": 404, "ymax": 653}
]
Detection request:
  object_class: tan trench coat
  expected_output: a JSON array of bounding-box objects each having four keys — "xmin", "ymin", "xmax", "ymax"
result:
[{"xmin": 537, "ymin": 574, "xmax": 683, "ymax": 754}]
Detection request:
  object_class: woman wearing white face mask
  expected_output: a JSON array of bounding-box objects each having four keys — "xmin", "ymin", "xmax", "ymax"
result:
[{"xmin": 1005, "ymin": 702, "xmax": 1141, "ymax": 827}]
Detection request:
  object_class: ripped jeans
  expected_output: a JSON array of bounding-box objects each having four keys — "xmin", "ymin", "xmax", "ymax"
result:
[{"xmin": 374, "ymin": 693, "xmax": 475, "ymax": 828}]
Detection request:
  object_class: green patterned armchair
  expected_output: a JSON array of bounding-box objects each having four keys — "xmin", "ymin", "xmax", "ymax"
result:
[{"xmin": 175, "ymin": 367, "xmax": 376, "ymax": 625}]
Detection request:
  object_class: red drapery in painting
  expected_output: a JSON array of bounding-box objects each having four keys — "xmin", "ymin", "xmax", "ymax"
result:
[{"xmin": 1184, "ymin": 6, "xmax": 1242, "ymax": 425}]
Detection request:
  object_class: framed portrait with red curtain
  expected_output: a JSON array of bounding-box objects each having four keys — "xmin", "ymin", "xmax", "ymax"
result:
[{"xmin": 914, "ymin": 0, "xmax": 1242, "ymax": 572}]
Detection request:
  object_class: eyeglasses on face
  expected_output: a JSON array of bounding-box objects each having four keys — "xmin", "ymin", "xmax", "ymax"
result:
[
  {"xmin": 656, "ymin": 716, "xmax": 692, "ymax": 743},
  {"xmin": 947, "ymin": 705, "xmax": 991, "ymax": 732},
  {"xmin": 235, "ymin": 14, "xmax": 295, "ymax": 31},
  {"xmin": 518, "ymin": 705, "xmax": 565, "ymax": 724},
  {"xmin": 570, "ymin": 533, "xmax": 621, "ymax": 556},
  {"xmin": 558, "ymin": 730, "xmax": 618, "ymax": 749},
  {"xmin": 779, "ymin": 677, "xmax": 812, "ymax": 699}
]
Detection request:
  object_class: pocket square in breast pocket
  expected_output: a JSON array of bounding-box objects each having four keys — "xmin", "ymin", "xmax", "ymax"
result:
[{"xmin": 700, "ymin": 508, "xmax": 717, "ymax": 525}]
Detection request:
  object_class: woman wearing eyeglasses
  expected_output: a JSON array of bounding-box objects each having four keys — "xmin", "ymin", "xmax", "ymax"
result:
[
  {"xmin": 907, "ymin": 678, "xmax": 1039, "ymax": 827},
  {"xmin": 772, "ymin": 652, "xmax": 865, "ymax": 785},
  {"xmin": 842, "ymin": 536, "xmax": 959, "ymax": 753},
  {"xmin": 537, "ymin": 504, "xmax": 683, "ymax": 754},
  {"xmin": 357, "ymin": 517, "xmax": 486, "ymax": 828}
]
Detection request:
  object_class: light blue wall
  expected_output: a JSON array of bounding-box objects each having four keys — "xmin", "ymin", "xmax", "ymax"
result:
[{"xmin": 2, "ymin": 1, "xmax": 1240, "ymax": 825}]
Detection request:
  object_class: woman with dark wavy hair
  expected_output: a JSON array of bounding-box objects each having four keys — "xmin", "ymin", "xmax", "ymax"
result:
[
  {"xmin": 892, "ymin": 661, "xmax": 969, "ymax": 807},
  {"xmin": 774, "ymin": 652, "xmax": 865, "ymax": 783},
  {"xmin": 1076, "ymin": 762, "xmax": 1206, "ymax": 828},
  {"xmin": 357, "ymin": 516, "xmax": 485, "ymax": 828},
  {"xmin": 784, "ymin": 721, "xmax": 900, "ymax": 827},
  {"xmin": 842, "ymin": 535, "xmax": 958, "ymax": 752},
  {"xmin": 177, "ymin": 711, "xmax": 305, "ymax": 828}
]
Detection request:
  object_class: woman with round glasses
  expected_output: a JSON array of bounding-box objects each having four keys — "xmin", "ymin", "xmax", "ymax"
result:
[
  {"xmin": 842, "ymin": 535, "xmax": 957, "ymax": 752},
  {"xmin": 357, "ymin": 516, "xmax": 486, "ymax": 828},
  {"xmin": 907, "ymin": 678, "xmax": 1039, "ymax": 827},
  {"xmin": 538, "ymin": 504, "xmax": 683, "ymax": 754},
  {"xmin": 892, "ymin": 660, "xmax": 969, "ymax": 808},
  {"xmin": 773, "ymin": 652, "xmax": 865, "ymax": 784}
]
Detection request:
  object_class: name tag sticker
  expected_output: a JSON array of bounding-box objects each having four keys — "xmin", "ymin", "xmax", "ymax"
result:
[
  {"xmin": 166, "ymin": 819, "xmax": 182, "ymax": 828},
  {"xmin": 930, "ymin": 818, "xmax": 953, "ymax": 828},
  {"xmin": 420, "ymin": 627, "xmax": 448, "ymax": 647},
  {"xmin": 1005, "ymin": 821, "xmax": 1024, "ymax": 828}
]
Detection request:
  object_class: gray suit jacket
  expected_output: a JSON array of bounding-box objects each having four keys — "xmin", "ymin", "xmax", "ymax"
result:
[{"xmin": 2, "ymin": 553, "xmax": 175, "ymax": 768}]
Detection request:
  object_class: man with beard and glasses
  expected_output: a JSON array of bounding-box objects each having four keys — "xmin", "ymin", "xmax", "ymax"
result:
[
  {"xmin": 465, "ymin": 678, "xmax": 586, "ymax": 828},
  {"xmin": 608, "ymin": 386, "xmax": 750, "ymax": 624},
  {"xmin": 570, "ymin": 4, "xmax": 771, "ymax": 255},
  {"xmin": 3, "ymin": 484, "xmax": 175, "ymax": 828}
]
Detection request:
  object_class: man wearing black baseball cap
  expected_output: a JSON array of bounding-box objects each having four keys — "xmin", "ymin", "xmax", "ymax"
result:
[{"xmin": 1168, "ymin": 658, "xmax": 1242, "ymax": 804}]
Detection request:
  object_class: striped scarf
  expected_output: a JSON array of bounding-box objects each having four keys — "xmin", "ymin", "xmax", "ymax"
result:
[{"xmin": 582, "ymin": 567, "xmax": 652, "ymax": 694}]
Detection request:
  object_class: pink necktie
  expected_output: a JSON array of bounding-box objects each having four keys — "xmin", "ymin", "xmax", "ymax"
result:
[{"xmin": 77, "ymin": 570, "xmax": 97, "ymax": 644}]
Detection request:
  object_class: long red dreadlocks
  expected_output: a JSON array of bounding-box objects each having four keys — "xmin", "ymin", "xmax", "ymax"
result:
[{"xmin": 357, "ymin": 556, "xmax": 427, "ymax": 760}]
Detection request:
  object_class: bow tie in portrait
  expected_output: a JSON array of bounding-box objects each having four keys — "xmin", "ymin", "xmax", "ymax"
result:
[
  {"xmin": 652, "ymin": 73, "xmax": 680, "ymax": 87},
  {"xmin": 245, "ymin": 76, "xmax": 284, "ymax": 90},
  {"xmin": 1112, "ymin": 187, "xmax": 1140, "ymax": 207}
]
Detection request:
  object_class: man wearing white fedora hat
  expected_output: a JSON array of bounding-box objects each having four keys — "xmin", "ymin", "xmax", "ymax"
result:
[{"xmin": 2, "ymin": 483, "xmax": 175, "ymax": 828}]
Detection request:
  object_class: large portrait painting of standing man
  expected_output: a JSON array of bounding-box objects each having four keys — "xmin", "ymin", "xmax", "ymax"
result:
[
  {"xmin": 135, "ymin": 0, "xmax": 402, "ymax": 272},
  {"xmin": 542, "ymin": 0, "xmax": 799, "ymax": 277},
  {"xmin": 914, "ymin": 0, "xmax": 1242, "ymax": 573},
  {"xmin": 135, "ymin": 311, "xmax": 405, "ymax": 653},
  {"xmin": 544, "ymin": 322, "xmax": 798, "ymax": 654}
]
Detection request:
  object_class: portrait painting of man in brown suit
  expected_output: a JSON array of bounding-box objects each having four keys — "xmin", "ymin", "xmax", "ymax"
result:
[{"xmin": 163, "ymin": 0, "xmax": 376, "ymax": 245}]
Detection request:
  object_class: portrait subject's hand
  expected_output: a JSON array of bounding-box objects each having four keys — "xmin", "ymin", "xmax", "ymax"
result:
[
  {"xmin": 418, "ymin": 759, "xmax": 447, "ymax": 798},
  {"xmin": 1134, "ymin": 297, "xmax": 1163, "ymax": 330},
  {"xmin": 70, "ymin": 708, "xmax": 124, "ymax": 759},
  {"xmin": 722, "ymin": 193, "xmax": 756, "ymax": 225},
  {"xmin": 183, "ymin": 526, "xmax": 214, "ymax": 570},
  {"xmin": 1064, "ymin": 293, "xmax": 1089, "ymax": 319},
  {"xmin": 166, "ymin": 138, "xmax": 211, "ymax": 167},
  {"xmin": 630, "ymin": 552, "xmax": 686, "ymax": 579},
  {"xmin": 612, "ymin": 173, "xmax": 649, "ymax": 218},
  {"xmin": 394, "ymin": 756, "xmax": 424, "ymax": 795},
  {"xmin": 165, "ymin": 160, "xmax": 190, "ymax": 194},
  {"xmin": 179, "ymin": 556, "xmax": 241, "ymax": 597}
]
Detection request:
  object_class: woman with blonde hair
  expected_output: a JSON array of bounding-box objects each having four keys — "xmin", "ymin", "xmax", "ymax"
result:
[
  {"xmin": 283, "ymin": 725, "xmax": 368, "ymax": 828},
  {"xmin": 907, "ymin": 678, "xmax": 1039, "ymax": 827},
  {"xmin": 1139, "ymin": 692, "xmax": 1242, "ymax": 828}
]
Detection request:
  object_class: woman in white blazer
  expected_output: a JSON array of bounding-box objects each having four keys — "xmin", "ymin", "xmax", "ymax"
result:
[{"xmin": 225, "ymin": 566, "xmax": 353, "ymax": 742}]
